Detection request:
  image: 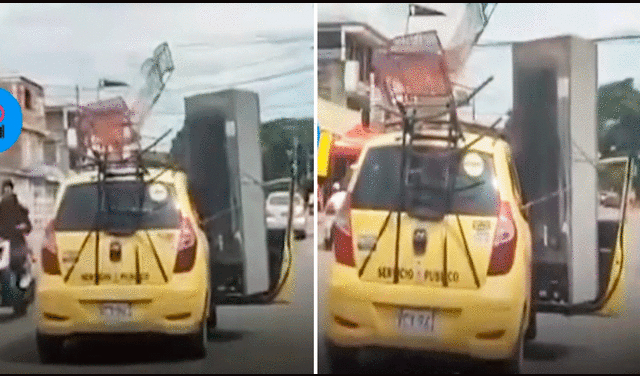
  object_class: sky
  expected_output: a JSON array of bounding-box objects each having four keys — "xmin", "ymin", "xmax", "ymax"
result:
[
  {"xmin": 318, "ymin": 3, "xmax": 640, "ymax": 120},
  {"xmin": 0, "ymin": 4, "xmax": 314, "ymax": 151}
]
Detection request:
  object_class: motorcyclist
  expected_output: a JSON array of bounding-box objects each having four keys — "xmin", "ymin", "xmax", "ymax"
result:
[{"xmin": 0, "ymin": 179, "xmax": 33, "ymax": 290}]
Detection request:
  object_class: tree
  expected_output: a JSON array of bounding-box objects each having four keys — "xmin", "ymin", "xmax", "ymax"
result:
[
  {"xmin": 259, "ymin": 117, "xmax": 314, "ymax": 195},
  {"xmin": 598, "ymin": 78, "xmax": 640, "ymax": 156},
  {"xmin": 598, "ymin": 78, "xmax": 640, "ymax": 190}
]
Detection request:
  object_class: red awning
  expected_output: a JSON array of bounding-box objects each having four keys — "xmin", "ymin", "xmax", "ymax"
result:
[{"xmin": 343, "ymin": 123, "xmax": 382, "ymax": 140}]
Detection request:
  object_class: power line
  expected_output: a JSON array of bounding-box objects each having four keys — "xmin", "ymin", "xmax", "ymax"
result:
[
  {"xmin": 164, "ymin": 75, "xmax": 310, "ymax": 96},
  {"xmin": 218, "ymin": 48, "xmax": 310, "ymax": 71},
  {"xmin": 263, "ymin": 101, "xmax": 314, "ymax": 109},
  {"xmin": 175, "ymin": 35, "xmax": 313, "ymax": 49},
  {"xmin": 42, "ymin": 48, "xmax": 311, "ymax": 100},
  {"xmin": 149, "ymin": 100, "xmax": 313, "ymax": 116},
  {"xmin": 477, "ymin": 34, "xmax": 640, "ymax": 47},
  {"xmin": 593, "ymin": 35, "xmax": 640, "ymax": 43},
  {"xmin": 44, "ymin": 85, "xmax": 130, "ymax": 91},
  {"xmin": 166, "ymin": 48, "xmax": 311, "ymax": 80},
  {"xmin": 178, "ymin": 64, "xmax": 313, "ymax": 93}
]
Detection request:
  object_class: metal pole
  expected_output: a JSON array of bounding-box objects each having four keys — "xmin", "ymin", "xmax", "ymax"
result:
[
  {"xmin": 293, "ymin": 136, "xmax": 299, "ymax": 184},
  {"xmin": 405, "ymin": 15, "xmax": 410, "ymax": 35},
  {"xmin": 405, "ymin": 5, "xmax": 411, "ymax": 35},
  {"xmin": 473, "ymin": 97, "xmax": 476, "ymax": 121},
  {"xmin": 307, "ymin": 150, "xmax": 311, "ymax": 181},
  {"xmin": 75, "ymin": 84, "xmax": 80, "ymax": 169}
]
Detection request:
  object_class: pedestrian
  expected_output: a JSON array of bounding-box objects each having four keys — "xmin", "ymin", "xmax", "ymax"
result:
[{"xmin": 0, "ymin": 179, "xmax": 33, "ymax": 289}]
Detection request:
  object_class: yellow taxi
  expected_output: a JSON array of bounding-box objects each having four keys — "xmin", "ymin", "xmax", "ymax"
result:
[
  {"xmin": 35, "ymin": 166, "xmax": 213, "ymax": 363},
  {"xmin": 325, "ymin": 123, "xmax": 533, "ymax": 373}
]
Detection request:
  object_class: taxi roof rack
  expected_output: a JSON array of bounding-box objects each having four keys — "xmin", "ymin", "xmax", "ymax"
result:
[{"xmin": 75, "ymin": 128, "xmax": 175, "ymax": 184}]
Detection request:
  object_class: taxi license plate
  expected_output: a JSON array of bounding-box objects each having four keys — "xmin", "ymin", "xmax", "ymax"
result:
[
  {"xmin": 100, "ymin": 303, "xmax": 132, "ymax": 320},
  {"xmin": 397, "ymin": 309, "xmax": 435, "ymax": 334}
]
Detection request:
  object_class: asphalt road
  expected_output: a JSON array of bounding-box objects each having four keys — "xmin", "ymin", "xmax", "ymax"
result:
[
  {"xmin": 317, "ymin": 209, "xmax": 640, "ymax": 373},
  {"xmin": 0, "ymin": 219, "xmax": 314, "ymax": 374}
]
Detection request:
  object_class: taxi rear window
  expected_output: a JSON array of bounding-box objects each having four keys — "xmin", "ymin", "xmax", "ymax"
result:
[
  {"xmin": 55, "ymin": 181, "xmax": 180, "ymax": 231},
  {"xmin": 351, "ymin": 145, "xmax": 500, "ymax": 217}
]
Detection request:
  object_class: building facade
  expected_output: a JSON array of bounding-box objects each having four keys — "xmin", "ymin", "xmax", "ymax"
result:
[
  {"xmin": 0, "ymin": 75, "xmax": 65, "ymax": 249},
  {"xmin": 318, "ymin": 22, "xmax": 389, "ymax": 118},
  {"xmin": 44, "ymin": 104, "xmax": 76, "ymax": 175}
]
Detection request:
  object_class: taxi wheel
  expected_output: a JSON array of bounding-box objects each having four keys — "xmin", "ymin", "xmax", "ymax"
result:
[
  {"xmin": 325, "ymin": 339, "xmax": 360, "ymax": 374},
  {"xmin": 208, "ymin": 306, "xmax": 217, "ymax": 330},
  {"xmin": 483, "ymin": 335, "xmax": 524, "ymax": 374},
  {"xmin": 184, "ymin": 322, "xmax": 207, "ymax": 360},
  {"xmin": 36, "ymin": 332, "xmax": 65, "ymax": 364},
  {"xmin": 525, "ymin": 308, "xmax": 537, "ymax": 341},
  {"xmin": 13, "ymin": 300, "xmax": 27, "ymax": 317},
  {"xmin": 294, "ymin": 230, "xmax": 306, "ymax": 240}
]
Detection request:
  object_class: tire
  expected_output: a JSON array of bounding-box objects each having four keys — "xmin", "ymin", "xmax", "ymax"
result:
[
  {"xmin": 183, "ymin": 322, "xmax": 207, "ymax": 360},
  {"xmin": 525, "ymin": 308, "xmax": 537, "ymax": 341},
  {"xmin": 24, "ymin": 281, "xmax": 35, "ymax": 305},
  {"xmin": 13, "ymin": 300, "xmax": 27, "ymax": 317},
  {"xmin": 36, "ymin": 331, "xmax": 65, "ymax": 364},
  {"xmin": 483, "ymin": 334, "xmax": 524, "ymax": 374},
  {"xmin": 325, "ymin": 339, "xmax": 359, "ymax": 374},
  {"xmin": 207, "ymin": 303, "xmax": 218, "ymax": 332},
  {"xmin": 206, "ymin": 291, "xmax": 217, "ymax": 340},
  {"xmin": 294, "ymin": 230, "xmax": 306, "ymax": 240}
]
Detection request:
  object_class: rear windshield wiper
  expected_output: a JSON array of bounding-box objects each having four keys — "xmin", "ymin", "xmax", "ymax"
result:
[{"xmin": 452, "ymin": 180, "xmax": 486, "ymax": 192}]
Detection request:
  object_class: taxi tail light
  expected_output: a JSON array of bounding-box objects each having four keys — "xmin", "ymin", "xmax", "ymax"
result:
[
  {"xmin": 174, "ymin": 213, "xmax": 197, "ymax": 273},
  {"xmin": 42, "ymin": 220, "xmax": 61, "ymax": 275},
  {"xmin": 488, "ymin": 201, "xmax": 517, "ymax": 276},
  {"xmin": 333, "ymin": 193, "xmax": 355, "ymax": 267}
]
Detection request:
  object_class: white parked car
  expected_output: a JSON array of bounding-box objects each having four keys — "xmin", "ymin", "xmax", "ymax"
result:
[
  {"xmin": 308, "ymin": 193, "xmax": 315, "ymax": 214},
  {"xmin": 266, "ymin": 191, "xmax": 307, "ymax": 239},
  {"xmin": 323, "ymin": 191, "xmax": 347, "ymax": 249}
]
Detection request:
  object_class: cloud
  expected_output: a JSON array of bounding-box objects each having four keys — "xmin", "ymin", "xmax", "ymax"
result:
[{"xmin": 0, "ymin": 4, "xmax": 313, "ymax": 138}]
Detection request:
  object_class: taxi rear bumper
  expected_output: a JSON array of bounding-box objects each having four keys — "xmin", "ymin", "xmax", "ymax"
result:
[
  {"xmin": 36, "ymin": 281, "xmax": 207, "ymax": 336},
  {"xmin": 326, "ymin": 264, "xmax": 528, "ymax": 361}
]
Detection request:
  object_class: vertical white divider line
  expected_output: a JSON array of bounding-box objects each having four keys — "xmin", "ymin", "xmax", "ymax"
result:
[{"xmin": 313, "ymin": 2, "xmax": 319, "ymax": 374}]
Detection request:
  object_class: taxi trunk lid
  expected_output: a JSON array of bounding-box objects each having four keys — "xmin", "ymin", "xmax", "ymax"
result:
[{"xmin": 353, "ymin": 212, "xmax": 497, "ymax": 289}]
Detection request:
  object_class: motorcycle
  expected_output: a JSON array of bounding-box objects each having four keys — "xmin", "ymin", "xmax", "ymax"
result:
[{"xmin": 0, "ymin": 237, "xmax": 35, "ymax": 316}]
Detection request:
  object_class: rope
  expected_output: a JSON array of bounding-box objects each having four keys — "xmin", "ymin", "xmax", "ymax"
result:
[{"xmin": 522, "ymin": 187, "xmax": 570, "ymax": 210}]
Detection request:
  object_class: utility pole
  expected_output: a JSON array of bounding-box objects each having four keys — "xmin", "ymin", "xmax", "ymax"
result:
[
  {"xmin": 293, "ymin": 136, "xmax": 299, "ymax": 183},
  {"xmin": 306, "ymin": 149, "xmax": 311, "ymax": 181},
  {"xmin": 74, "ymin": 84, "xmax": 80, "ymax": 169}
]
